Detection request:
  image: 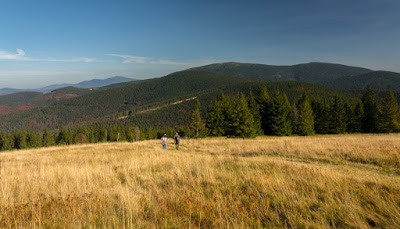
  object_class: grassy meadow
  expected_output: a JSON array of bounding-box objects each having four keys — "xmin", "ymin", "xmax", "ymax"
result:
[{"xmin": 1, "ymin": 135, "xmax": 400, "ymax": 228}]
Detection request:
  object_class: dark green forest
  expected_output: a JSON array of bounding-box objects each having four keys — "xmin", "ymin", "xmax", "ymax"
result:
[
  {"xmin": 0, "ymin": 70, "xmax": 370, "ymax": 132},
  {"xmin": 1, "ymin": 85, "xmax": 399, "ymax": 152},
  {"xmin": 193, "ymin": 62, "xmax": 400, "ymax": 90}
]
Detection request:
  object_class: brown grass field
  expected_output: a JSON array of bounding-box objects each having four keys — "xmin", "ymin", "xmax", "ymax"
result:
[{"xmin": 1, "ymin": 134, "xmax": 400, "ymax": 228}]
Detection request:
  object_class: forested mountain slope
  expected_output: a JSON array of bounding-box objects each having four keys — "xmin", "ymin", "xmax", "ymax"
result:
[
  {"xmin": 193, "ymin": 62, "xmax": 400, "ymax": 90},
  {"xmin": 328, "ymin": 71, "xmax": 400, "ymax": 90},
  {"xmin": 0, "ymin": 87, "xmax": 93, "ymax": 115},
  {"xmin": 0, "ymin": 71, "xmax": 256, "ymax": 131},
  {"xmin": 193, "ymin": 62, "xmax": 372, "ymax": 84},
  {"xmin": 0, "ymin": 69, "xmax": 367, "ymax": 131}
]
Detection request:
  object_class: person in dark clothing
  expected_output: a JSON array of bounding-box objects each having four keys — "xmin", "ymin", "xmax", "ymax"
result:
[{"xmin": 173, "ymin": 132, "xmax": 180, "ymax": 150}]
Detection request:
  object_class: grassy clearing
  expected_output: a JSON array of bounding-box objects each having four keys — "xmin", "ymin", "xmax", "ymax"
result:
[{"xmin": 1, "ymin": 134, "xmax": 400, "ymax": 228}]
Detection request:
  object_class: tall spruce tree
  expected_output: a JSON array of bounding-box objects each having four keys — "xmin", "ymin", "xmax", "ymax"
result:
[
  {"xmin": 256, "ymin": 85, "xmax": 271, "ymax": 135},
  {"xmin": 219, "ymin": 92, "xmax": 233, "ymax": 135},
  {"xmin": 27, "ymin": 131, "xmax": 42, "ymax": 148},
  {"xmin": 344, "ymin": 103, "xmax": 354, "ymax": 132},
  {"xmin": 353, "ymin": 102, "xmax": 364, "ymax": 133},
  {"xmin": 270, "ymin": 91, "xmax": 292, "ymax": 136},
  {"xmin": 42, "ymin": 127, "xmax": 55, "ymax": 147},
  {"xmin": 345, "ymin": 102, "xmax": 364, "ymax": 133},
  {"xmin": 361, "ymin": 85, "xmax": 380, "ymax": 133},
  {"xmin": 247, "ymin": 91, "xmax": 263, "ymax": 135},
  {"xmin": 206, "ymin": 92, "xmax": 231, "ymax": 136},
  {"xmin": 13, "ymin": 130, "xmax": 27, "ymax": 149},
  {"xmin": 0, "ymin": 132, "xmax": 13, "ymax": 151},
  {"xmin": 230, "ymin": 93, "xmax": 257, "ymax": 138},
  {"xmin": 312, "ymin": 100, "xmax": 325, "ymax": 134},
  {"xmin": 296, "ymin": 93, "xmax": 315, "ymax": 136},
  {"xmin": 189, "ymin": 99, "xmax": 205, "ymax": 137},
  {"xmin": 328, "ymin": 95, "xmax": 347, "ymax": 134},
  {"xmin": 381, "ymin": 90, "xmax": 400, "ymax": 133},
  {"xmin": 57, "ymin": 126, "xmax": 73, "ymax": 144}
]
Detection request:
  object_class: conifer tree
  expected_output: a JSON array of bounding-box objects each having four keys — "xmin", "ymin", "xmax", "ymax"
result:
[
  {"xmin": 13, "ymin": 130, "xmax": 27, "ymax": 149},
  {"xmin": 345, "ymin": 102, "xmax": 364, "ymax": 133},
  {"xmin": 328, "ymin": 95, "xmax": 347, "ymax": 134},
  {"xmin": 296, "ymin": 93, "xmax": 315, "ymax": 135},
  {"xmin": 270, "ymin": 91, "xmax": 292, "ymax": 136},
  {"xmin": 361, "ymin": 85, "xmax": 380, "ymax": 133},
  {"xmin": 0, "ymin": 132, "xmax": 13, "ymax": 151},
  {"xmin": 206, "ymin": 92, "xmax": 231, "ymax": 136},
  {"xmin": 27, "ymin": 131, "xmax": 42, "ymax": 148},
  {"xmin": 57, "ymin": 126, "xmax": 73, "ymax": 144},
  {"xmin": 189, "ymin": 99, "xmax": 205, "ymax": 137},
  {"xmin": 256, "ymin": 85, "xmax": 271, "ymax": 134},
  {"xmin": 247, "ymin": 91, "xmax": 263, "ymax": 135},
  {"xmin": 230, "ymin": 93, "xmax": 257, "ymax": 138},
  {"xmin": 353, "ymin": 102, "xmax": 364, "ymax": 133},
  {"xmin": 42, "ymin": 128, "xmax": 55, "ymax": 147},
  {"xmin": 381, "ymin": 90, "xmax": 400, "ymax": 133},
  {"xmin": 125, "ymin": 125, "xmax": 134, "ymax": 142},
  {"xmin": 207, "ymin": 94, "xmax": 226, "ymax": 136},
  {"xmin": 96, "ymin": 124, "xmax": 108, "ymax": 142},
  {"xmin": 344, "ymin": 103, "xmax": 354, "ymax": 132},
  {"xmin": 312, "ymin": 100, "xmax": 325, "ymax": 134}
]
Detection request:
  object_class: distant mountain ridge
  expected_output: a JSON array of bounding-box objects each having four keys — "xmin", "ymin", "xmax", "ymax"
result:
[
  {"xmin": 192, "ymin": 62, "xmax": 373, "ymax": 85},
  {"xmin": 0, "ymin": 76, "xmax": 137, "ymax": 95}
]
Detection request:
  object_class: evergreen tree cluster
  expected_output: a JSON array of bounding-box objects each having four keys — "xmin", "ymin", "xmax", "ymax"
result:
[
  {"xmin": 0, "ymin": 123, "xmax": 192, "ymax": 152},
  {"xmin": 205, "ymin": 85, "xmax": 400, "ymax": 138},
  {"xmin": 205, "ymin": 87, "xmax": 299, "ymax": 137}
]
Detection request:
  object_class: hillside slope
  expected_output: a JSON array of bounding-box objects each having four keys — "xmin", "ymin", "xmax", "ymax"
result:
[
  {"xmin": 0, "ymin": 69, "xmax": 366, "ymax": 131},
  {"xmin": 0, "ymin": 87, "xmax": 94, "ymax": 115},
  {"xmin": 328, "ymin": 71, "xmax": 400, "ymax": 90},
  {"xmin": 193, "ymin": 62, "xmax": 372, "ymax": 84},
  {"xmin": 0, "ymin": 92, "xmax": 42, "ymax": 115},
  {"xmin": 0, "ymin": 70, "xmax": 258, "ymax": 131},
  {"xmin": 1, "ymin": 135, "xmax": 399, "ymax": 228}
]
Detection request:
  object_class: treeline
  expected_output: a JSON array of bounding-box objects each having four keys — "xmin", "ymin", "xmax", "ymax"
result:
[
  {"xmin": 198, "ymin": 85, "xmax": 400, "ymax": 138},
  {"xmin": 0, "ymin": 124, "xmax": 193, "ymax": 151},
  {"xmin": 1, "ymin": 85, "xmax": 399, "ymax": 152}
]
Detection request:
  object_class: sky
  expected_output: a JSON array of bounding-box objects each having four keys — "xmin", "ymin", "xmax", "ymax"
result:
[{"xmin": 0, "ymin": 0, "xmax": 399, "ymax": 88}]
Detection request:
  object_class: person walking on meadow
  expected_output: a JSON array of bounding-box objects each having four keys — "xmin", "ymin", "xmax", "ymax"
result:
[
  {"xmin": 174, "ymin": 132, "xmax": 180, "ymax": 150},
  {"xmin": 161, "ymin": 134, "xmax": 167, "ymax": 150}
]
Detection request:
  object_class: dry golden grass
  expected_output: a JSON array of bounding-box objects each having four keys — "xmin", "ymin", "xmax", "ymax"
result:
[{"xmin": 1, "ymin": 134, "xmax": 400, "ymax": 228}]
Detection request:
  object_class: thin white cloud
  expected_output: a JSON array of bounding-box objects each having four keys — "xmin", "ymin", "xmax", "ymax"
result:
[
  {"xmin": 46, "ymin": 57, "xmax": 96, "ymax": 63},
  {"xmin": 0, "ymin": 49, "xmax": 30, "ymax": 60},
  {"xmin": 107, "ymin": 53, "xmax": 189, "ymax": 65},
  {"xmin": 0, "ymin": 48, "xmax": 96, "ymax": 63},
  {"xmin": 106, "ymin": 54, "xmax": 151, "ymax": 64}
]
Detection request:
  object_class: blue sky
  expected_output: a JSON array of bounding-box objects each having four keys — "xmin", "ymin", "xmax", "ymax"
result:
[{"xmin": 0, "ymin": 0, "xmax": 399, "ymax": 88}]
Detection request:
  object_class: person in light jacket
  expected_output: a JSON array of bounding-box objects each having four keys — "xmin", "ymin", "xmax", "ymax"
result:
[{"xmin": 161, "ymin": 134, "xmax": 167, "ymax": 150}]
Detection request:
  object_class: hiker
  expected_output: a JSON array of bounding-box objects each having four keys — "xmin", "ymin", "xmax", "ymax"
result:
[
  {"xmin": 161, "ymin": 134, "xmax": 167, "ymax": 150},
  {"xmin": 174, "ymin": 132, "xmax": 180, "ymax": 150}
]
